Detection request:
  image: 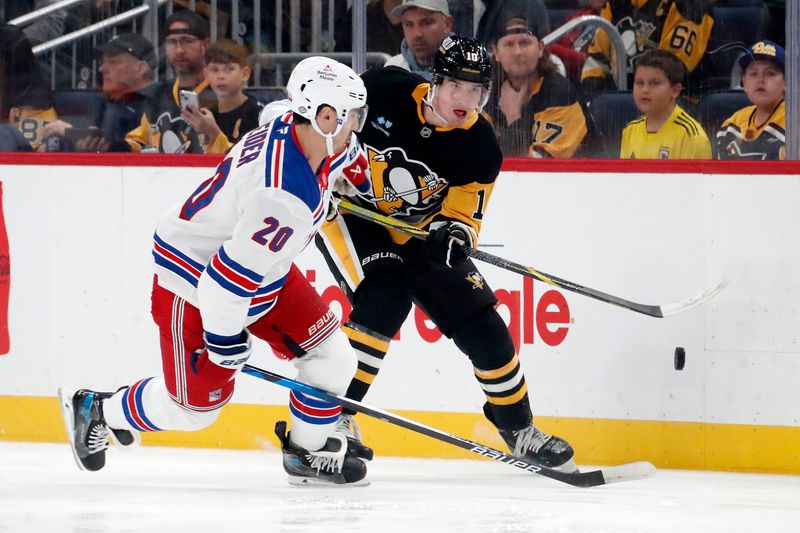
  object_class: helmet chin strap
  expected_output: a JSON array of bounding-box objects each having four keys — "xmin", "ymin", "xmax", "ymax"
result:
[
  {"xmin": 311, "ymin": 117, "xmax": 340, "ymax": 157},
  {"xmin": 423, "ymin": 84, "xmax": 449, "ymax": 126}
]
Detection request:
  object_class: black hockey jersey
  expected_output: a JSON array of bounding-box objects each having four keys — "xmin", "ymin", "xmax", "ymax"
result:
[
  {"xmin": 353, "ymin": 67, "xmax": 503, "ymax": 244},
  {"xmin": 715, "ymin": 101, "xmax": 786, "ymax": 160},
  {"xmin": 488, "ymin": 72, "xmax": 588, "ymax": 158},
  {"xmin": 581, "ymin": 0, "xmax": 714, "ymax": 96}
]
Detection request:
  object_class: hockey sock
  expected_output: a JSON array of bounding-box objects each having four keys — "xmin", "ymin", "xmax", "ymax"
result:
[{"xmin": 341, "ymin": 322, "xmax": 391, "ymax": 412}]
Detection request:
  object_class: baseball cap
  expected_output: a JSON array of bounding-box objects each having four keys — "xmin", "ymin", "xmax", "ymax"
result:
[
  {"xmin": 739, "ymin": 40, "xmax": 785, "ymax": 72},
  {"xmin": 392, "ymin": 0, "xmax": 450, "ymax": 18},
  {"xmin": 96, "ymin": 33, "xmax": 157, "ymax": 69},
  {"xmin": 164, "ymin": 10, "xmax": 210, "ymax": 39},
  {"xmin": 495, "ymin": 16, "xmax": 540, "ymax": 42}
]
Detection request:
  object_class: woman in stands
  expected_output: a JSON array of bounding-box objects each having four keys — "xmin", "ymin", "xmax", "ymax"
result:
[{"xmin": 716, "ymin": 40, "xmax": 785, "ymax": 161}]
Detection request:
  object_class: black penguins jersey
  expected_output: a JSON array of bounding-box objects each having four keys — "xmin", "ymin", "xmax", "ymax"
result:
[
  {"xmin": 354, "ymin": 67, "xmax": 503, "ymax": 244},
  {"xmin": 715, "ymin": 101, "xmax": 786, "ymax": 160},
  {"xmin": 488, "ymin": 72, "xmax": 588, "ymax": 158},
  {"xmin": 581, "ymin": 0, "xmax": 714, "ymax": 96}
]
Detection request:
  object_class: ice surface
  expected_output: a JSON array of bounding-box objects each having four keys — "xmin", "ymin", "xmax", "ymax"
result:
[{"xmin": 1, "ymin": 442, "xmax": 798, "ymax": 533}]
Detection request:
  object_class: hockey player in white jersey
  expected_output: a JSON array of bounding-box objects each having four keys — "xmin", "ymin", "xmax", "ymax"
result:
[{"xmin": 58, "ymin": 57, "xmax": 373, "ymax": 486}]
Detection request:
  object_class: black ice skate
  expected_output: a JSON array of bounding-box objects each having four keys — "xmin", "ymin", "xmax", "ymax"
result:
[
  {"xmin": 499, "ymin": 424, "xmax": 578, "ymax": 473},
  {"xmin": 275, "ymin": 420, "xmax": 369, "ymax": 486},
  {"xmin": 335, "ymin": 414, "xmax": 374, "ymax": 462},
  {"xmin": 58, "ymin": 388, "xmax": 140, "ymax": 471}
]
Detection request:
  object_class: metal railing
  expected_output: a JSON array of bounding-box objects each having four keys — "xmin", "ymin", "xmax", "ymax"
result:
[{"xmin": 541, "ymin": 15, "xmax": 628, "ymax": 91}]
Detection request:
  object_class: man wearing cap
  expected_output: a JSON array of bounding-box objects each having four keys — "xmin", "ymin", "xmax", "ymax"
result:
[
  {"xmin": 716, "ymin": 40, "xmax": 786, "ymax": 160},
  {"xmin": 41, "ymin": 33, "xmax": 161, "ymax": 152},
  {"xmin": 488, "ymin": 16, "xmax": 588, "ymax": 158},
  {"xmin": 125, "ymin": 10, "xmax": 216, "ymax": 153},
  {"xmin": 385, "ymin": 0, "xmax": 453, "ymax": 80}
]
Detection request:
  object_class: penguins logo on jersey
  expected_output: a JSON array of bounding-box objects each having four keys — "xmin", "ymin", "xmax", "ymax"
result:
[
  {"xmin": 617, "ymin": 16, "xmax": 657, "ymax": 68},
  {"xmin": 154, "ymin": 111, "xmax": 200, "ymax": 153},
  {"xmin": 365, "ymin": 145, "xmax": 447, "ymax": 216},
  {"xmin": 466, "ymin": 272, "xmax": 485, "ymax": 290}
]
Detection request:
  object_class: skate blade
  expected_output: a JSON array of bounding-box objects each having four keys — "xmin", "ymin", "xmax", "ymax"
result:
[
  {"xmin": 287, "ymin": 475, "xmax": 371, "ymax": 488},
  {"xmin": 57, "ymin": 387, "xmax": 88, "ymax": 472}
]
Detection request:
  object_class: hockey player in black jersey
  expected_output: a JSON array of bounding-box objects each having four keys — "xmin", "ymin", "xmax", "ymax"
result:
[{"xmin": 317, "ymin": 35, "xmax": 577, "ymax": 473}]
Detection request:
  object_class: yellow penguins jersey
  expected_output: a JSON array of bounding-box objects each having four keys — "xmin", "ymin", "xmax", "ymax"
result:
[
  {"xmin": 348, "ymin": 67, "xmax": 503, "ymax": 245},
  {"xmin": 621, "ymin": 104, "xmax": 711, "ymax": 159},
  {"xmin": 15, "ymin": 106, "xmax": 58, "ymax": 150},
  {"xmin": 488, "ymin": 72, "xmax": 588, "ymax": 158},
  {"xmin": 125, "ymin": 79, "xmax": 217, "ymax": 153},
  {"xmin": 581, "ymin": 0, "xmax": 714, "ymax": 94},
  {"xmin": 715, "ymin": 101, "xmax": 786, "ymax": 160}
]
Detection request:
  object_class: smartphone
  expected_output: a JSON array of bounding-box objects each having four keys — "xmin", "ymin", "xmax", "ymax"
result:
[{"xmin": 179, "ymin": 90, "xmax": 199, "ymax": 111}]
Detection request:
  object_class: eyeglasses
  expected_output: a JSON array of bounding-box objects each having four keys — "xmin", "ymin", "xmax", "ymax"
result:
[{"xmin": 165, "ymin": 37, "xmax": 200, "ymax": 48}]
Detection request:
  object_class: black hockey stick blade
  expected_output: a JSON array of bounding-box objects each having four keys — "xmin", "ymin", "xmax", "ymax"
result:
[
  {"xmin": 338, "ymin": 199, "xmax": 726, "ymax": 318},
  {"xmin": 242, "ymin": 363, "xmax": 656, "ymax": 487}
]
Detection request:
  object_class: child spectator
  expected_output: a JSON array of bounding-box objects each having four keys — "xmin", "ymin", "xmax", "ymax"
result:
[
  {"xmin": 581, "ymin": 0, "xmax": 715, "ymax": 100},
  {"xmin": 716, "ymin": 40, "xmax": 785, "ymax": 160},
  {"xmin": 487, "ymin": 16, "xmax": 588, "ymax": 158},
  {"xmin": 621, "ymin": 49, "xmax": 710, "ymax": 159},
  {"xmin": 182, "ymin": 40, "xmax": 263, "ymax": 154}
]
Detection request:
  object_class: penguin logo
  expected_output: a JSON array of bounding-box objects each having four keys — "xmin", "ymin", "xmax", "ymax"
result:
[
  {"xmin": 466, "ymin": 272, "xmax": 484, "ymax": 290},
  {"xmin": 366, "ymin": 145, "xmax": 447, "ymax": 216}
]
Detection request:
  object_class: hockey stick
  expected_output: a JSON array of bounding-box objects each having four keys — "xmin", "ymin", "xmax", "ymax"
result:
[
  {"xmin": 338, "ymin": 199, "xmax": 726, "ymax": 318},
  {"xmin": 242, "ymin": 363, "xmax": 656, "ymax": 487}
]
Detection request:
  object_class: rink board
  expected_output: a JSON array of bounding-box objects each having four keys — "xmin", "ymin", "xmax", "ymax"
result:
[{"xmin": 0, "ymin": 155, "xmax": 798, "ymax": 473}]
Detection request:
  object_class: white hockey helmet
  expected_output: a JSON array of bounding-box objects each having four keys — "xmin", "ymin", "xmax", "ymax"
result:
[{"xmin": 286, "ymin": 57, "xmax": 368, "ymax": 155}]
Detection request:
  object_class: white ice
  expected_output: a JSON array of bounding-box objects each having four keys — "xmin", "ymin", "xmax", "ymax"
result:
[{"xmin": 1, "ymin": 442, "xmax": 799, "ymax": 533}]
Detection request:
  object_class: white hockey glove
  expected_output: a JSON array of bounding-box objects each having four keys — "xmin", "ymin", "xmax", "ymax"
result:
[
  {"xmin": 331, "ymin": 135, "xmax": 371, "ymax": 197},
  {"xmin": 426, "ymin": 220, "xmax": 474, "ymax": 268},
  {"xmin": 199, "ymin": 330, "xmax": 252, "ymax": 380}
]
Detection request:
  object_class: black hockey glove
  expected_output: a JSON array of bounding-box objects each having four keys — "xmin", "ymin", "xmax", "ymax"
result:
[{"xmin": 425, "ymin": 220, "xmax": 473, "ymax": 268}]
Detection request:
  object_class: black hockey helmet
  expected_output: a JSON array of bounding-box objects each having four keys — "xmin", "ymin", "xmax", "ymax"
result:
[{"xmin": 432, "ymin": 34, "xmax": 492, "ymax": 87}]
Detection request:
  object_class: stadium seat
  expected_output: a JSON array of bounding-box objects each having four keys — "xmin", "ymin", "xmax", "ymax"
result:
[
  {"xmin": 53, "ymin": 90, "xmax": 105, "ymax": 128},
  {"xmin": 705, "ymin": 5, "xmax": 770, "ymax": 90},
  {"xmin": 697, "ymin": 90, "xmax": 750, "ymax": 155},
  {"xmin": 244, "ymin": 87, "xmax": 288, "ymax": 105},
  {"xmin": 585, "ymin": 91, "xmax": 639, "ymax": 158}
]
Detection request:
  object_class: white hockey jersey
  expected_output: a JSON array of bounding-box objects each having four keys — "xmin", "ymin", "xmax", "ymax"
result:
[{"xmin": 152, "ymin": 112, "xmax": 350, "ymax": 341}]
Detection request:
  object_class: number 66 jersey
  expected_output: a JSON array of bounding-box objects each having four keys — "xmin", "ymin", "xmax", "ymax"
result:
[{"xmin": 152, "ymin": 112, "xmax": 346, "ymax": 340}]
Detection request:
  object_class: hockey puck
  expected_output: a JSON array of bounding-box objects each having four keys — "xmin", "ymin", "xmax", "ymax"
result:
[{"xmin": 674, "ymin": 347, "xmax": 686, "ymax": 370}]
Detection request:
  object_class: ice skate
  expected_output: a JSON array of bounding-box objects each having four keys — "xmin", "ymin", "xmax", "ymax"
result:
[
  {"xmin": 335, "ymin": 413, "xmax": 374, "ymax": 462},
  {"xmin": 58, "ymin": 388, "xmax": 140, "ymax": 471},
  {"xmin": 275, "ymin": 420, "xmax": 369, "ymax": 487},
  {"xmin": 499, "ymin": 424, "xmax": 578, "ymax": 473}
]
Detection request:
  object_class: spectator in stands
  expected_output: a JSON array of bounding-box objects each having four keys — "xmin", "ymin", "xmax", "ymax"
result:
[
  {"xmin": 547, "ymin": 0, "xmax": 606, "ymax": 86},
  {"xmin": 0, "ymin": 23, "xmax": 57, "ymax": 150},
  {"xmin": 385, "ymin": 0, "xmax": 453, "ymax": 80},
  {"xmin": 487, "ymin": 15, "xmax": 588, "ymax": 158},
  {"xmin": 334, "ymin": 0, "xmax": 404, "ymax": 55},
  {"xmin": 716, "ymin": 40, "xmax": 785, "ymax": 160},
  {"xmin": 41, "ymin": 33, "xmax": 160, "ymax": 152},
  {"xmin": 621, "ymin": 49, "xmax": 710, "ymax": 159},
  {"xmin": 580, "ymin": 0, "xmax": 716, "ymax": 100},
  {"xmin": 182, "ymin": 39, "xmax": 262, "ymax": 154},
  {"xmin": 475, "ymin": 0, "xmax": 549, "ymax": 46},
  {"xmin": 125, "ymin": 10, "xmax": 215, "ymax": 153}
]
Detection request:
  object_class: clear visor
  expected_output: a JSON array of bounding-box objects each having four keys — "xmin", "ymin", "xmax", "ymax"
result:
[{"xmin": 337, "ymin": 105, "xmax": 369, "ymax": 133}]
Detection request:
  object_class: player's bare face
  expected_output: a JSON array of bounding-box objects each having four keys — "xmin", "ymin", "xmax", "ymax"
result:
[
  {"xmin": 743, "ymin": 61, "xmax": 785, "ymax": 110},
  {"xmin": 434, "ymin": 78, "xmax": 484, "ymax": 126},
  {"xmin": 494, "ymin": 33, "xmax": 541, "ymax": 79},
  {"xmin": 165, "ymin": 24, "xmax": 206, "ymax": 76},
  {"xmin": 401, "ymin": 8, "xmax": 452, "ymax": 66},
  {"xmin": 632, "ymin": 66, "xmax": 680, "ymax": 117}
]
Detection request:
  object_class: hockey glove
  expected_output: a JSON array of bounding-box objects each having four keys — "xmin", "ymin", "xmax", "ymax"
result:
[
  {"xmin": 332, "ymin": 136, "xmax": 371, "ymax": 197},
  {"xmin": 426, "ymin": 220, "xmax": 473, "ymax": 268},
  {"xmin": 196, "ymin": 330, "xmax": 252, "ymax": 381}
]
